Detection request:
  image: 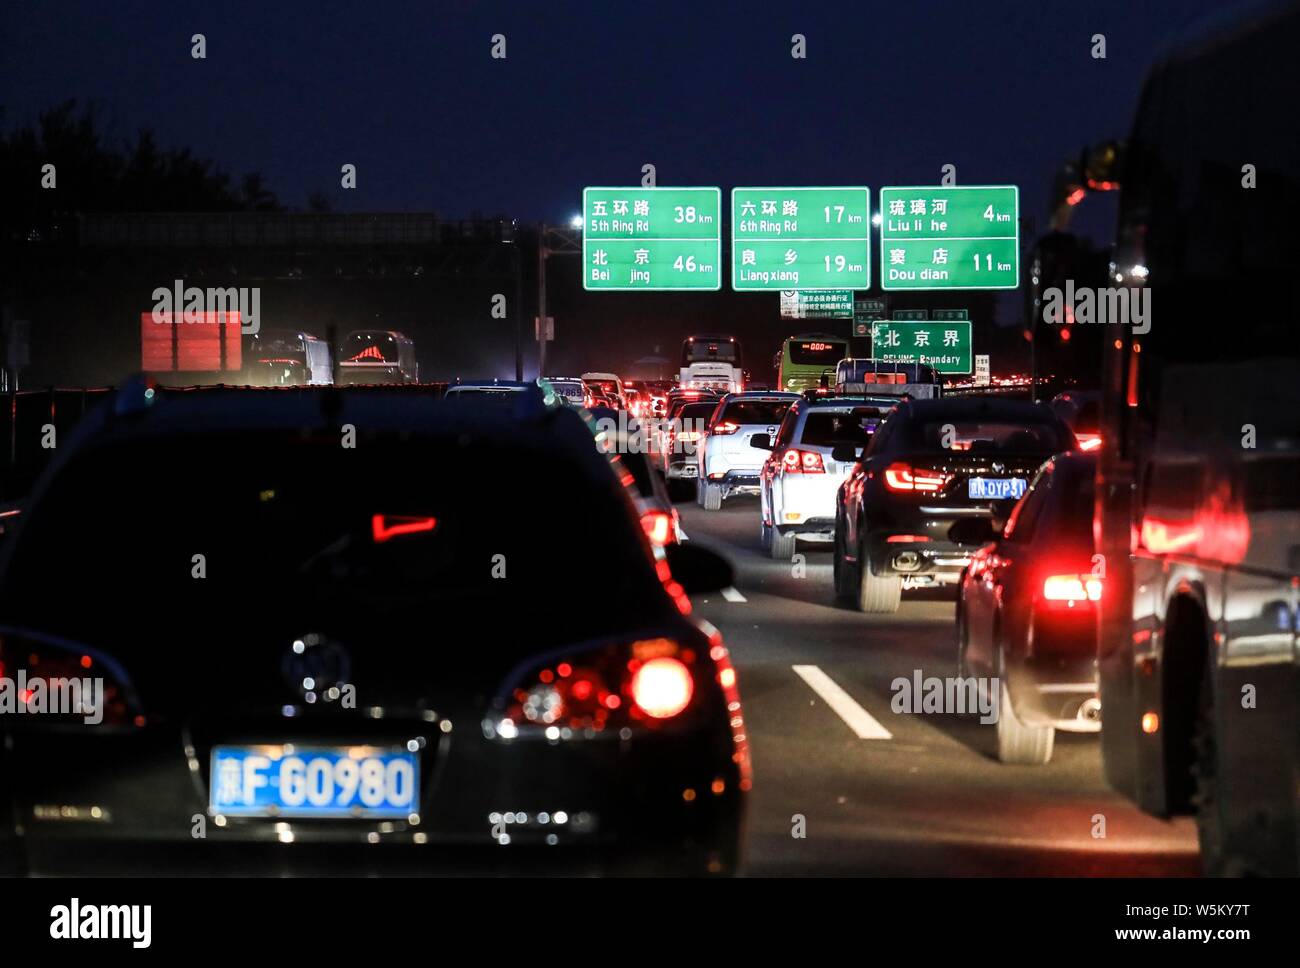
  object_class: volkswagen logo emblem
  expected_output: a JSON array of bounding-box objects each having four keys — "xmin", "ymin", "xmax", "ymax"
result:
[{"xmin": 282, "ymin": 633, "xmax": 351, "ymax": 702}]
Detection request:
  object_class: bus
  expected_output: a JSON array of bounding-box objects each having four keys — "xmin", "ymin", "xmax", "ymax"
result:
[
  {"xmin": 245, "ymin": 328, "xmax": 333, "ymax": 386},
  {"xmin": 776, "ymin": 334, "xmax": 848, "ymax": 392},
  {"xmin": 336, "ymin": 330, "xmax": 418, "ymax": 385},
  {"xmin": 679, "ymin": 335, "xmax": 743, "ymax": 393},
  {"xmin": 1095, "ymin": 1, "xmax": 1300, "ymax": 876}
]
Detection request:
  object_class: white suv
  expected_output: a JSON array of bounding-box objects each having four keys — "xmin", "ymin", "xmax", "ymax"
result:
[
  {"xmin": 757, "ymin": 396, "xmax": 896, "ymax": 558},
  {"xmin": 697, "ymin": 392, "xmax": 799, "ymax": 511}
]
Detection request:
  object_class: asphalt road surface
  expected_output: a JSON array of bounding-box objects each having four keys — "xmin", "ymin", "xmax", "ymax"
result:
[{"xmin": 680, "ymin": 496, "xmax": 1199, "ymax": 876}]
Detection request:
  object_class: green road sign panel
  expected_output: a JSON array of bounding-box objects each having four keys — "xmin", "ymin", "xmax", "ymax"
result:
[
  {"xmin": 870, "ymin": 319, "xmax": 972, "ymax": 374},
  {"xmin": 855, "ymin": 297, "xmax": 887, "ymax": 315},
  {"xmin": 583, "ymin": 187, "xmax": 721, "ymax": 291},
  {"xmin": 893, "ymin": 309, "xmax": 929, "ymax": 320},
  {"xmin": 732, "ymin": 187, "xmax": 870, "ymax": 290},
  {"xmin": 932, "ymin": 309, "xmax": 969, "ymax": 321},
  {"xmin": 780, "ymin": 290, "xmax": 853, "ymax": 319},
  {"xmin": 879, "ymin": 186, "xmax": 1018, "ymax": 291}
]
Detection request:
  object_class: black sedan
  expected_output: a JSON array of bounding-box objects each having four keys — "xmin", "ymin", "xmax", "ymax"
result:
[
  {"xmin": 956, "ymin": 453, "xmax": 1100, "ymax": 764},
  {"xmin": 0, "ymin": 383, "xmax": 748, "ymax": 875},
  {"xmin": 833, "ymin": 397, "xmax": 1076, "ymax": 612}
]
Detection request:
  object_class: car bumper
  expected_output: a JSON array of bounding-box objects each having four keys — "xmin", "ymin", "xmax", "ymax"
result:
[{"xmin": 0, "ymin": 721, "xmax": 745, "ymax": 876}]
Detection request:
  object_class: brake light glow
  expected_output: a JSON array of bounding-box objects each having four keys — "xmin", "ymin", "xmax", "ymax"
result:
[
  {"xmin": 1076, "ymin": 433, "xmax": 1102, "ymax": 452},
  {"xmin": 641, "ymin": 509, "xmax": 674, "ymax": 547},
  {"xmin": 371, "ymin": 514, "xmax": 438, "ymax": 543},
  {"xmin": 883, "ymin": 462, "xmax": 950, "ymax": 492},
  {"xmin": 781, "ymin": 449, "xmax": 825, "ymax": 474},
  {"xmin": 712, "ymin": 421, "xmax": 740, "ymax": 435},
  {"xmin": 1041, "ymin": 573, "xmax": 1103, "ymax": 603},
  {"xmin": 630, "ymin": 657, "xmax": 694, "ymax": 719}
]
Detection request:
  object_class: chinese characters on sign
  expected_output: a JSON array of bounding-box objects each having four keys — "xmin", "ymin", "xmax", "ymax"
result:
[
  {"xmin": 870, "ymin": 320, "xmax": 972, "ymax": 373},
  {"xmin": 779, "ymin": 290, "xmax": 854, "ymax": 319},
  {"xmin": 879, "ymin": 186, "xmax": 1018, "ymax": 290},
  {"xmin": 732, "ymin": 188, "xmax": 870, "ymax": 290},
  {"xmin": 582, "ymin": 187, "xmax": 722, "ymax": 291}
]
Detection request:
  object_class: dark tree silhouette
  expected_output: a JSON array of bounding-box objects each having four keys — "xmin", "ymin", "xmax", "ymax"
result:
[{"xmin": 0, "ymin": 99, "xmax": 282, "ymax": 240}]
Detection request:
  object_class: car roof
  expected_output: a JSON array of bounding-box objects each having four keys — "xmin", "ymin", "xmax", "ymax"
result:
[
  {"xmin": 720, "ymin": 391, "xmax": 800, "ymax": 401},
  {"xmin": 799, "ymin": 395, "xmax": 900, "ymax": 410}
]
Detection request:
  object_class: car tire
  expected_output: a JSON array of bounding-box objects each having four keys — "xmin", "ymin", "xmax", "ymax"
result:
[
  {"xmin": 832, "ymin": 520, "xmax": 857, "ymax": 604},
  {"xmin": 995, "ymin": 646, "xmax": 1054, "ymax": 765},
  {"xmin": 1191, "ymin": 654, "xmax": 1239, "ymax": 875},
  {"xmin": 769, "ymin": 528, "xmax": 796, "ymax": 560},
  {"xmin": 702, "ymin": 483, "xmax": 723, "ymax": 511},
  {"xmin": 760, "ymin": 519, "xmax": 773, "ymax": 552},
  {"xmin": 855, "ymin": 539, "xmax": 901, "ymax": 613}
]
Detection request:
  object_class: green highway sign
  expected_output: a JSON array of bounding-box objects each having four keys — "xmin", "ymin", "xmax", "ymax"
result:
[
  {"xmin": 583, "ymin": 187, "xmax": 721, "ymax": 290},
  {"xmin": 870, "ymin": 319, "xmax": 972, "ymax": 374},
  {"xmin": 932, "ymin": 309, "xmax": 970, "ymax": 321},
  {"xmin": 893, "ymin": 309, "xmax": 929, "ymax": 320},
  {"xmin": 732, "ymin": 187, "xmax": 870, "ymax": 290},
  {"xmin": 879, "ymin": 186, "xmax": 1019, "ymax": 291},
  {"xmin": 780, "ymin": 289, "xmax": 853, "ymax": 319}
]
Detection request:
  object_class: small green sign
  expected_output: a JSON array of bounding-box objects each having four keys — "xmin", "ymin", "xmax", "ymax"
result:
[
  {"xmin": 879, "ymin": 186, "xmax": 1019, "ymax": 291},
  {"xmin": 583, "ymin": 187, "xmax": 721, "ymax": 291},
  {"xmin": 932, "ymin": 309, "xmax": 970, "ymax": 321},
  {"xmin": 870, "ymin": 320, "xmax": 972, "ymax": 374},
  {"xmin": 892, "ymin": 309, "xmax": 929, "ymax": 321},
  {"xmin": 732, "ymin": 187, "xmax": 870, "ymax": 291}
]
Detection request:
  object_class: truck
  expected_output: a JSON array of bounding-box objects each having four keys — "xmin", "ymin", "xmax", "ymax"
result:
[
  {"xmin": 1095, "ymin": 0, "xmax": 1300, "ymax": 876},
  {"xmin": 680, "ymin": 335, "xmax": 743, "ymax": 394}
]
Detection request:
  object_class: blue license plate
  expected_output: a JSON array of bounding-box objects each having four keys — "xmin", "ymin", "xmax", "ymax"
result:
[
  {"xmin": 209, "ymin": 745, "xmax": 419, "ymax": 818},
  {"xmin": 967, "ymin": 477, "xmax": 1027, "ymax": 500}
]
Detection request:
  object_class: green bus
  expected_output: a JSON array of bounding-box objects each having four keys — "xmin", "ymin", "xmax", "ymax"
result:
[{"xmin": 776, "ymin": 334, "xmax": 849, "ymax": 392}]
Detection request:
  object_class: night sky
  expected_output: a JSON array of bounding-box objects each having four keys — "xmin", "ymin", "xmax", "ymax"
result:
[{"xmin": 3, "ymin": 0, "xmax": 1236, "ymax": 231}]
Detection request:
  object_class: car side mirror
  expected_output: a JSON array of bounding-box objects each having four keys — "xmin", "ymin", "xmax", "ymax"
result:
[
  {"xmin": 948, "ymin": 517, "xmax": 997, "ymax": 546},
  {"xmin": 663, "ymin": 542, "xmax": 734, "ymax": 595},
  {"xmin": 831, "ymin": 443, "xmax": 859, "ymax": 463},
  {"xmin": 751, "ymin": 433, "xmax": 772, "ymax": 450}
]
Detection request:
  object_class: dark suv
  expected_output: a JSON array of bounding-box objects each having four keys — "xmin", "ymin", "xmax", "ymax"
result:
[{"xmin": 833, "ymin": 397, "xmax": 1076, "ymax": 612}]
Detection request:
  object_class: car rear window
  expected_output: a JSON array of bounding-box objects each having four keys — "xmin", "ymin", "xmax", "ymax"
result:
[
  {"xmin": 799, "ymin": 408, "xmax": 886, "ymax": 448},
  {"xmin": 900, "ymin": 419, "xmax": 1072, "ymax": 454},
  {"xmin": 717, "ymin": 400, "xmax": 791, "ymax": 426},
  {"xmin": 0, "ymin": 430, "xmax": 666, "ymax": 656}
]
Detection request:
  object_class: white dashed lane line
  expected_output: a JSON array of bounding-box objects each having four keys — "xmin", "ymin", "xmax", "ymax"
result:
[
  {"xmin": 721, "ymin": 587, "xmax": 747, "ymax": 603},
  {"xmin": 792, "ymin": 664, "xmax": 893, "ymax": 740}
]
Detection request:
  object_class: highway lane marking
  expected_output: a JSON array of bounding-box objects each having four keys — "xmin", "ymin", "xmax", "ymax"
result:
[
  {"xmin": 792, "ymin": 665, "xmax": 893, "ymax": 740},
  {"xmin": 721, "ymin": 587, "xmax": 747, "ymax": 603}
]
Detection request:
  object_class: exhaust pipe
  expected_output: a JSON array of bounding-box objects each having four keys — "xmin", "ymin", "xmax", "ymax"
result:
[
  {"xmin": 892, "ymin": 551, "xmax": 922, "ymax": 572},
  {"xmin": 1079, "ymin": 697, "xmax": 1102, "ymax": 723}
]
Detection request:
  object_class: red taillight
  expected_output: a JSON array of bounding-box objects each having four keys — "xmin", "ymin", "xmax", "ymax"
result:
[
  {"xmin": 1041, "ymin": 573, "xmax": 1103, "ymax": 604},
  {"xmin": 630, "ymin": 657, "xmax": 694, "ymax": 719},
  {"xmin": 883, "ymin": 462, "xmax": 949, "ymax": 492},
  {"xmin": 641, "ymin": 509, "xmax": 674, "ymax": 547},
  {"xmin": 712, "ymin": 421, "xmax": 740, "ymax": 435},
  {"xmin": 1076, "ymin": 434, "xmax": 1102, "ymax": 452},
  {"xmin": 781, "ymin": 449, "xmax": 825, "ymax": 474},
  {"xmin": 371, "ymin": 514, "xmax": 437, "ymax": 543}
]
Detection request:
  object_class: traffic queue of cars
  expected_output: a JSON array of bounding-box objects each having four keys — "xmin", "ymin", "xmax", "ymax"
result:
[
  {"xmin": 647, "ymin": 373, "xmax": 1098, "ymax": 768},
  {"xmin": 0, "ymin": 378, "xmax": 748, "ymax": 876}
]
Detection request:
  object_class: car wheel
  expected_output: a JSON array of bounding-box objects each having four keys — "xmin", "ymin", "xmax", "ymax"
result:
[
  {"xmin": 1191, "ymin": 654, "xmax": 1239, "ymax": 875},
  {"xmin": 702, "ymin": 483, "xmax": 723, "ymax": 511},
  {"xmin": 832, "ymin": 520, "xmax": 856, "ymax": 604},
  {"xmin": 995, "ymin": 645, "xmax": 1054, "ymax": 765},
  {"xmin": 769, "ymin": 528, "xmax": 796, "ymax": 560},
  {"xmin": 855, "ymin": 538, "xmax": 901, "ymax": 613},
  {"xmin": 760, "ymin": 519, "xmax": 773, "ymax": 552}
]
